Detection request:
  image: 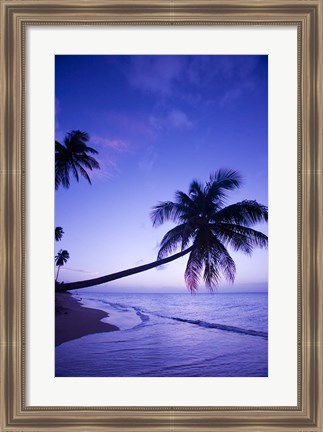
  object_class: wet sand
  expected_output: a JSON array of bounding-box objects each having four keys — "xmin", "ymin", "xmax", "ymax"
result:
[{"xmin": 55, "ymin": 292, "xmax": 119, "ymax": 346}]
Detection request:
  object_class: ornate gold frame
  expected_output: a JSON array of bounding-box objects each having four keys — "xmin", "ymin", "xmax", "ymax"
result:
[{"xmin": 0, "ymin": 0, "xmax": 322, "ymax": 430}]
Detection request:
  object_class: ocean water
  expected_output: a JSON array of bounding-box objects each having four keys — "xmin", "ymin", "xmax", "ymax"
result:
[{"xmin": 55, "ymin": 292, "xmax": 268, "ymax": 377}]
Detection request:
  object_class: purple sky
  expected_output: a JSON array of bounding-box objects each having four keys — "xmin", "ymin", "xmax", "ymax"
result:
[{"xmin": 55, "ymin": 55, "xmax": 268, "ymax": 293}]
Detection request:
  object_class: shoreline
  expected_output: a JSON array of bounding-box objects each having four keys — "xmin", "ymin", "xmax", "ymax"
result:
[{"xmin": 55, "ymin": 292, "xmax": 119, "ymax": 347}]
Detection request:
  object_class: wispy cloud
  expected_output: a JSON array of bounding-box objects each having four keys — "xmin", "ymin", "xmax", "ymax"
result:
[
  {"xmin": 104, "ymin": 111, "xmax": 157, "ymax": 142},
  {"xmin": 126, "ymin": 55, "xmax": 264, "ymax": 118},
  {"xmin": 89, "ymin": 156, "xmax": 121, "ymax": 181},
  {"xmin": 91, "ymin": 135, "xmax": 128, "ymax": 152},
  {"xmin": 138, "ymin": 145, "xmax": 158, "ymax": 173},
  {"xmin": 168, "ymin": 109, "xmax": 193, "ymax": 129},
  {"xmin": 128, "ymin": 56, "xmax": 184, "ymax": 96},
  {"xmin": 55, "ymin": 97, "xmax": 65, "ymax": 142},
  {"xmin": 88, "ymin": 133, "xmax": 129, "ymax": 180},
  {"xmin": 61, "ymin": 267, "xmax": 99, "ymax": 276},
  {"xmin": 183, "ymin": 55, "xmax": 265, "ymax": 107},
  {"xmin": 150, "ymin": 109, "xmax": 193, "ymax": 131},
  {"xmin": 221, "ymin": 80, "xmax": 256, "ymax": 105},
  {"xmin": 185, "ymin": 55, "xmax": 261, "ymax": 85}
]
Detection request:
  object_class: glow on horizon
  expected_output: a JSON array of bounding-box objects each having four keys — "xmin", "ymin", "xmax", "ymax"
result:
[{"xmin": 55, "ymin": 55, "xmax": 268, "ymax": 293}]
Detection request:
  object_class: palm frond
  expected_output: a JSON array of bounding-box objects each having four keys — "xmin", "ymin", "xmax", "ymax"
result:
[
  {"xmin": 151, "ymin": 201, "xmax": 187, "ymax": 227},
  {"xmin": 181, "ymin": 223, "xmax": 196, "ymax": 251},
  {"xmin": 55, "ymin": 249, "xmax": 70, "ymax": 266},
  {"xmin": 62, "ymin": 164, "xmax": 70, "ymax": 188},
  {"xmin": 174, "ymin": 191, "xmax": 196, "ymax": 211},
  {"xmin": 213, "ymin": 200, "xmax": 268, "ymax": 226},
  {"xmin": 55, "ymin": 160, "xmax": 71, "ymax": 189},
  {"xmin": 209, "ymin": 238, "xmax": 236, "ymax": 284},
  {"xmin": 157, "ymin": 224, "xmax": 188, "ymax": 259},
  {"xmin": 205, "ymin": 169, "xmax": 242, "ymax": 209},
  {"xmin": 157, "ymin": 223, "xmax": 196, "ymax": 259},
  {"xmin": 189, "ymin": 179, "xmax": 204, "ymax": 198},
  {"xmin": 65, "ymin": 130, "xmax": 90, "ymax": 146},
  {"xmin": 55, "ymin": 130, "xmax": 100, "ymax": 189},
  {"xmin": 55, "ymin": 141, "xmax": 66, "ymax": 153},
  {"xmin": 82, "ymin": 145, "xmax": 99, "ymax": 155},
  {"xmin": 83, "ymin": 155, "xmax": 100, "ymax": 169},
  {"xmin": 184, "ymin": 247, "xmax": 204, "ymax": 292},
  {"xmin": 203, "ymin": 252, "xmax": 222, "ymax": 291},
  {"xmin": 70, "ymin": 161, "xmax": 80, "ymax": 182},
  {"xmin": 76, "ymin": 154, "xmax": 100, "ymax": 170},
  {"xmin": 193, "ymin": 231, "xmax": 236, "ymax": 291},
  {"xmin": 55, "ymin": 227, "xmax": 64, "ymax": 241},
  {"xmin": 208, "ymin": 169, "xmax": 242, "ymax": 191},
  {"xmin": 77, "ymin": 164, "xmax": 92, "ymax": 184},
  {"xmin": 214, "ymin": 223, "xmax": 268, "ymax": 254}
]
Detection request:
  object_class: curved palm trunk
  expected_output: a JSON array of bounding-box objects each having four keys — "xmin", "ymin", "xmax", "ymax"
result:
[{"xmin": 61, "ymin": 246, "xmax": 193, "ymax": 291}]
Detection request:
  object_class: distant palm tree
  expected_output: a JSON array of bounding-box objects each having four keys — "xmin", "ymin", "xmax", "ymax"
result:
[
  {"xmin": 61, "ymin": 170, "xmax": 268, "ymax": 292},
  {"xmin": 55, "ymin": 249, "xmax": 70, "ymax": 282},
  {"xmin": 55, "ymin": 227, "xmax": 64, "ymax": 241},
  {"xmin": 55, "ymin": 130, "xmax": 100, "ymax": 189}
]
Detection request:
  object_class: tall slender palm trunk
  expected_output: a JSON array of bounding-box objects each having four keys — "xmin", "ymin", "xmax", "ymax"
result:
[
  {"xmin": 61, "ymin": 246, "xmax": 193, "ymax": 291},
  {"xmin": 56, "ymin": 266, "xmax": 61, "ymax": 282}
]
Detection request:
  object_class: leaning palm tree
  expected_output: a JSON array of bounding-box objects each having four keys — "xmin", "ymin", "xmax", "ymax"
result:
[
  {"xmin": 55, "ymin": 226, "xmax": 64, "ymax": 242},
  {"xmin": 55, "ymin": 249, "xmax": 70, "ymax": 282},
  {"xmin": 61, "ymin": 170, "xmax": 267, "ymax": 292},
  {"xmin": 55, "ymin": 130, "xmax": 100, "ymax": 189},
  {"xmin": 150, "ymin": 170, "xmax": 268, "ymax": 291}
]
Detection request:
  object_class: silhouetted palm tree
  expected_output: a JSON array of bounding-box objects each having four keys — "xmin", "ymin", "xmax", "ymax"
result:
[
  {"xmin": 55, "ymin": 130, "xmax": 100, "ymax": 189},
  {"xmin": 151, "ymin": 170, "xmax": 268, "ymax": 291},
  {"xmin": 61, "ymin": 170, "xmax": 268, "ymax": 292},
  {"xmin": 55, "ymin": 249, "xmax": 70, "ymax": 281},
  {"xmin": 55, "ymin": 227, "xmax": 64, "ymax": 241}
]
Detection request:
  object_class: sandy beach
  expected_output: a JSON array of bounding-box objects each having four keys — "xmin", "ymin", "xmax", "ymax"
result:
[{"xmin": 55, "ymin": 292, "xmax": 119, "ymax": 346}]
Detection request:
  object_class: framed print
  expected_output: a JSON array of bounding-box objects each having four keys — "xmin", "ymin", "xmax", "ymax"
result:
[{"xmin": 0, "ymin": 0, "xmax": 322, "ymax": 431}]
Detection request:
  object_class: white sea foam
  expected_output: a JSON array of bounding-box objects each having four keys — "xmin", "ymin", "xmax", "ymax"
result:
[{"xmin": 74, "ymin": 295, "xmax": 142, "ymax": 330}]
